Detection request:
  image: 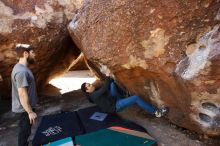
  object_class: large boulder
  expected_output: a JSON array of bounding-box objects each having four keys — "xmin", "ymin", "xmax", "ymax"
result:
[
  {"xmin": 0, "ymin": 0, "xmax": 85, "ymax": 98},
  {"xmin": 68, "ymin": 0, "xmax": 220, "ymax": 136}
]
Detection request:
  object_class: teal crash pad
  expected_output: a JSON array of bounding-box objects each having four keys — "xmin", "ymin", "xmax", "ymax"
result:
[
  {"xmin": 43, "ymin": 137, "xmax": 74, "ymax": 146},
  {"xmin": 76, "ymin": 129, "xmax": 156, "ymax": 146}
]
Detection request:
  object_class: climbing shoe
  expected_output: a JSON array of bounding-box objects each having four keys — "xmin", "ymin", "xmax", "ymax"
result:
[{"xmin": 155, "ymin": 107, "xmax": 169, "ymax": 118}]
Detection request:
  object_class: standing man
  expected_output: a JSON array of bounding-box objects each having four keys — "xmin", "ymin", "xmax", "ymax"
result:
[{"xmin": 11, "ymin": 44, "xmax": 38, "ymax": 146}]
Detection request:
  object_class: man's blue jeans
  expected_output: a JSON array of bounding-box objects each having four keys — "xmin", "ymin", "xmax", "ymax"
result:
[{"xmin": 110, "ymin": 82, "xmax": 157, "ymax": 114}]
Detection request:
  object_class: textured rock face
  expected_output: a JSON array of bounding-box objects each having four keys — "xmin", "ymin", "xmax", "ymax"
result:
[
  {"xmin": 68, "ymin": 0, "xmax": 220, "ymax": 136},
  {"xmin": 0, "ymin": 0, "xmax": 84, "ymax": 98}
]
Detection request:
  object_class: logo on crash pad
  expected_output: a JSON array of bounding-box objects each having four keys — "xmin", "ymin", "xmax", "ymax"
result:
[{"xmin": 42, "ymin": 126, "xmax": 62, "ymax": 136}]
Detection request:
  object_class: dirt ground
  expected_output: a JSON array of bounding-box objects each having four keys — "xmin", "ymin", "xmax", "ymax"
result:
[{"xmin": 0, "ymin": 89, "xmax": 219, "ymax": 146}]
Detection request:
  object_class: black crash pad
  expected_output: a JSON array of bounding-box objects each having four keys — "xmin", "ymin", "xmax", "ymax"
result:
[
  {"xmin": 76, "ymin": 105, "xmax": 146, "ymax": 133},
  {"xmin": 32, "ymin": 111, "xmax": 83, "ymax": 146}
]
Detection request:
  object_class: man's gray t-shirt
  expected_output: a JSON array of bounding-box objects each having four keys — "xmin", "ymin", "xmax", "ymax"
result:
[{"xmin": 11, "ymin": 63, "xmax": 38, "ymax": 113}]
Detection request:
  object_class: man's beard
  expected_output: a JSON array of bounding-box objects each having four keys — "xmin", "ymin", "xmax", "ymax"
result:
[{"xmin": 27, "ymin": 57, "xmax": 35, "ymax": 64}]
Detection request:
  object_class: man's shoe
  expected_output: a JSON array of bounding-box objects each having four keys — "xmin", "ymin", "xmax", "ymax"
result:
[
  {"xmin": 155, "ymin": 110, "xmax": 162, "ymax": 118},
  {"xmin": 155, "ymin": 107, "xmax": 169, "ymax": 118}
]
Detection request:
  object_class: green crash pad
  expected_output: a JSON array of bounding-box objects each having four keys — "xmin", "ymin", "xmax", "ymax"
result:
[
  {"xmin": 43, "ymin": 137, "xmax": 74, "ymax": 146},
  {"xmin": 76, "ymin": 128, "xmax": 156, "ymax": 146}
]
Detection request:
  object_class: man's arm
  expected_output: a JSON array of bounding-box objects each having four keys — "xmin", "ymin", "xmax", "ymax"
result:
[
  {"xmin": 18, "ymin": 87, "xmax": 37, "ymax": 124},
  {"xmin": 91, "ymin": 77, "xmax": 111, "ymax": 99},
  {"xmin": 0, "ymin": 74, "xmax": 3, "ymax": 82}
]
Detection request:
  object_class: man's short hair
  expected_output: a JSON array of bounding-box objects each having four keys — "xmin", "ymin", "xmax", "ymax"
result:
[
  {"xmin": 15, "ymin": 44, "xmax": 34, "ymax": 57},
  {"xmin": 81, "ymin": 82, "xmax": 87, "ymax": 93}
]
